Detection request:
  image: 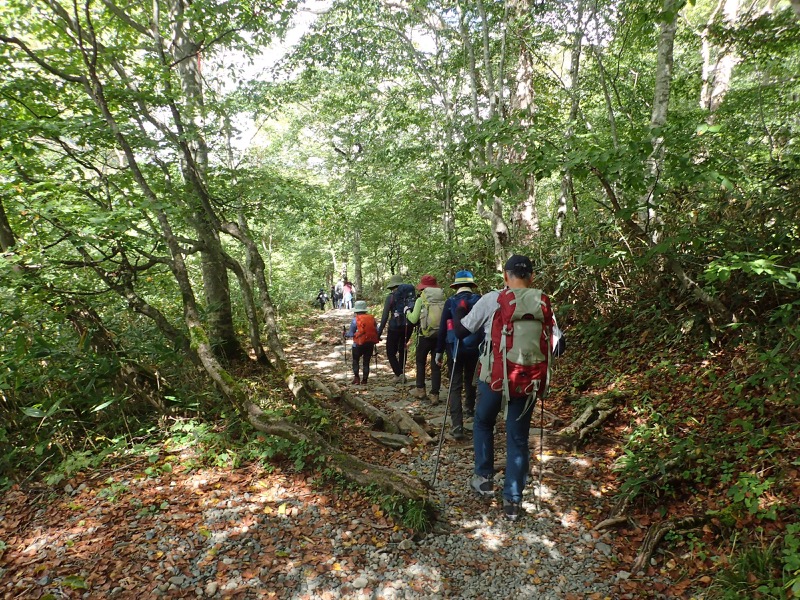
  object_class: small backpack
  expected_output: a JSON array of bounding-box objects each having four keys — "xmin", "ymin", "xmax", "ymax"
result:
[
  {"xmin": 478, "ymin": 288, "xmax": 554, "ymax": 408},
  {"xmin": 419, "ymin": 288, "xmax": 445, "ymax": 337},
  {"xmin": 354, "ymin": 314, "xmax": 379, "ymax": 345},
  {"xmin": 389, "ymin": 283, "xmax": 417, "ymax": 329},
  {"xmin": 446, "ymin": 292, "xmax": 484, "ymax": 354}
]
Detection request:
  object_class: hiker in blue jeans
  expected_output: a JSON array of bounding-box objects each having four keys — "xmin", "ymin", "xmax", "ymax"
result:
[{"xmin": 451, "ymin": 254, "xmax": 562, "ymax": 522}]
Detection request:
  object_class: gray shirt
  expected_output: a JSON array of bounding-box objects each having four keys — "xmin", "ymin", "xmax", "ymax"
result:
[
  {"xmin": 461, "ymin": 288, "xmax": 562, "ymax": 352},
  {"xmin": 461, "ymin": 290, "xmax": 501, "ymax": 337}
]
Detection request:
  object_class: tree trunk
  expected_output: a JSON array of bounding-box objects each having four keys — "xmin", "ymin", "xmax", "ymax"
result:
[
  {"xmin": 0, "ymin": 199, "xmax": 15, "ymax": 250},
  {"xmin": 477, "ymin": 197, "xmax": 510, "ymax": 271},
  {"xmin": 640, "ymin": 0, "xmax": 681, "ymax": 243},
  {"xmin": 700, "ymin": 0, "xmax": 740, "ymax": 115},
  {"xmin": 353, "ymin": 228, "xmax": 363, "ymax": 297},
  {"xmin": 513, "ymin": 177, "xmax": 540, "ymax": 244},
  {"xmin": 221, "ymin": 221, "xmax": 288, "ymax": 368},
  {"xmin": 168, "ymin": 0, "xmax": 242, "ymax": 361},
  {"xmin": 556, "ymin": 0, "xmax": 584, "ymax": 240}
]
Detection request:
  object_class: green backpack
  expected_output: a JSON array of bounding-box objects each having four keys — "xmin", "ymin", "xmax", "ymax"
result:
[{"xmin": 419, "ymin": 288, "xmax": 445, "ymax": 337}]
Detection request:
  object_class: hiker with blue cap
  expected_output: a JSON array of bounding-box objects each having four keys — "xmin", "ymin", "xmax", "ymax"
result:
[{"xmin": 436, "ymin": 270, "xmax": 482, "ymax": 440}]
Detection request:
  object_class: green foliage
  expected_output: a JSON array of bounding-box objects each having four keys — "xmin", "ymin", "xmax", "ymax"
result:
[
  {"xmin": 727, "ymin": 473, "xmax": 776, "ymax": 520},
  {"xmin": 365, "ymin": 484, "xmax": 435, "ymax": 533},
  {"xmin": 710, "ymin": 533, "xmax": 799, "ymax": 600}
]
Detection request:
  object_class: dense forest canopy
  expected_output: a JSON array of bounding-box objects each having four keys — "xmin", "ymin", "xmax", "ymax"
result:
[{"xmin": 1, "ymin": 0, "xmax": 799, "ymax": 596}]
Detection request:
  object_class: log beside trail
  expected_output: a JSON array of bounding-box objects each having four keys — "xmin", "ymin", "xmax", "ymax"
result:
[
  {"xmin": 389, "ymin": 409, "xmax": 435, "ymax": 445},
  {"xmin": 246, "ymin": 402, "xmax": 429, "ymax": 503},
  {"xmin": 307, "ymin": 377, "xmax": 401, "ymax": 434}
]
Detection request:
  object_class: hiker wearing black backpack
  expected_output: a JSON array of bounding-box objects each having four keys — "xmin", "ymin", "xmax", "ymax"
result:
[
  {"xmin": 435, "ymin": 270, "xmax": 483, "ymax": 440},
  {"xmin": 405, "ymin": 275, "xmax": 445, "ymax": 404},
  {"xmin": 343, "ymin": 300, "xmax": 380, "ymax": 385},
  {"xmin": 451, "ymin": 254, "xmax": 564, "ymax": 522},
  {"xmin": 316, "ymin": 288, "xmax": 328, "ymax": 311},
  {"xmin": 376, "ymin": 274, "xmax": 415, "ymax": 384}
]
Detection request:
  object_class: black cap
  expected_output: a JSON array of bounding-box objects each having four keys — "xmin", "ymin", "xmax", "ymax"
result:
[{"xmin": 504, "ymin": 254, "xmax": 533, "ymax": 277}]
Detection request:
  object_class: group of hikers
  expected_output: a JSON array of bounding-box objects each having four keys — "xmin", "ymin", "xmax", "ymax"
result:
[
  {"xmin": 315, "ymin": 279, "xmax": 357, "ymax": 310},
  {"xmin": 338, "ymin": 254, "xmax": 565, "ymax": 521}
]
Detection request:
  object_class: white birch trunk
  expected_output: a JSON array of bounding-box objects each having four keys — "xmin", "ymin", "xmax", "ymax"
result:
[
  {"xmin": 639, "ymin": 0, "xmax": 680, "ymax": 243},
  {"xmin": 700, "ymin": 0, "xmax": 741, "ymax": 114},
  {"xmin": 556, "ymin": 0, "xmax": 584, "ymax": 239}
]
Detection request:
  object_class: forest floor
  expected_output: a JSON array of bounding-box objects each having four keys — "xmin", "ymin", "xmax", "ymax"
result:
[{"xmin": 1, "ymin": 308, "xmax": 703, "ymax": 599}]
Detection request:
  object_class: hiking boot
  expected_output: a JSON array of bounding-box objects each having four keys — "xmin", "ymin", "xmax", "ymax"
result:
[
  {"xmin": 412, "ymin": 387, "xmax": 426, "ymax": 399},
  {"xmin": 428, "ymin": 393, "xmax": 440, "ymax": 405},
  {"xmin": 351, "ymin": 375, "xmax": 361, "ymax": 385},
  {"xmin": 394, "ymin": 374, "xmax": 407, "ymax": 384},
  {"xmin": 470, "ymin": 474, "xmax": 494, "ymax": 497},
  {"xmin": 503, "ymin": 499, "xmax": 521, "ymax": 522},
  {"xmin": 450, "ymin": 426, "xmax": 465, "ymax": 441},
  {"xmin": 360, "ymin": 377, "xmax": 368, "ymax": 385}
]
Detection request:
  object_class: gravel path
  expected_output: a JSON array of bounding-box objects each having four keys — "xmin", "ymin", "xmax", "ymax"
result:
[{"xmin": 0, "ymin": 309, "xmax": 667, "ymax": 599}]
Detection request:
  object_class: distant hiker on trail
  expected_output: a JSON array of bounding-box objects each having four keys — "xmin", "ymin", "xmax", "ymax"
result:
[
  {"xmin": 436, "ymin": 270, "xmax": 482, "ymax": 441},
  {"xmin": 376, "ymin": 274, "xmax": 415, "ymax": 384},
  {"xmin": 316, "ymin": 289, "xmax": 328, "ymax": 311},
  {"xmin": 405, "ymin": 275, "xmax": 445, "ymax": 404},
  {"xmin": 330, "ymin": 285, "xmax": 337, "ymax": 310},
  {"xmin": 334, "ymin": 279, "xmax": 344, "ymax": 308},
  {"xmin": 342, "ymin": 280, "xmax": 354, "ymax": 310},
  {"xmin": 451, "ymin": 254, "xmax": 564, "ymax": 522},
  {"xmin": 344, "ymin": 301, "xmax": 379, "ymax": 385}
]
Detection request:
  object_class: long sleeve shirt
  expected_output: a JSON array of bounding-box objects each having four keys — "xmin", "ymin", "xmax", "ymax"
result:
[
  {"xmin": 436, "ymin": 289, "xmax": 476, "ymax": 353},
  {"xmin": 376, "ymin": 293, "xmax": 393, "ymax": 337},
  {"xmin": 344, "ymin": 317, "xmax": 357, "ymax": 347}
]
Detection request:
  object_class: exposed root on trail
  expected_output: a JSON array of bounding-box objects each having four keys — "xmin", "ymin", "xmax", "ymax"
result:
[
  {"xmin": 557, "ymin": 390, "xmax": 629, "ymax": 448},
  {"xmin": 632, "ymin": 514, "xmax": 708, "ymax": 573}
]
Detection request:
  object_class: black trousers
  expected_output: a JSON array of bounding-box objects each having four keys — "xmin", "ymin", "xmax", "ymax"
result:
[
  {"xmin": 415, "ymin": 333, "xmax": 441, "ymax": 394},
  {"xmin": 447, "ymin": 345, "xmax": 479, "ymax": 429},
  {"xmin": 385, "ymin": 326, "xmax": 413, "ymax": 376},
  {"xmin": 352, "ymin": 343, "xmax": 375, "ymax": 381}
]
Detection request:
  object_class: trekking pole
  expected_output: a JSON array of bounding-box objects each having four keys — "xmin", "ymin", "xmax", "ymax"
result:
[
  {"xmin": 401, "ymin": 320, "xmax": 410, "ymax": 384},
  {"xmin": 342, "ymin": 325, "xmax": 347, "ymax": 380},
  {"xmin": 537, "ymin": 393, "xmax": 545, "ymax": 511},
  {"xmin": 430, "ymin": 339, "xmax": 458, "ymax": 488}
]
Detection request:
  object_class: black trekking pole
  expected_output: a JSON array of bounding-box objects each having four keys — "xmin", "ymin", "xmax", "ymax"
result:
[
  {"xmin": 401, "ymin": 320, "xmax": 410, "ymax": 385},
  {"xmin": 342, "ymin": 325, "xmax": 348, "ymax": 380},
  {"xmin": 430, "ymin": 339, "xmax": 458, "ymax": 488},
  {"xmin": 537, "ymin": 392, "xmax": 545, "ymax": 511}
]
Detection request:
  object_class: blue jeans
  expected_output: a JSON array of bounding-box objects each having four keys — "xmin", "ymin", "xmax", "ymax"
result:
[{"xmin": 473, "ymin": 381, "xmax": 535, "ymax": 503}]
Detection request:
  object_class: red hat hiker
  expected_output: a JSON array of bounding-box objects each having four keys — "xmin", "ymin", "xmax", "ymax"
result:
[{"xmin": 416, "ymin": 274, "xmax": 438, "ymax": 290}]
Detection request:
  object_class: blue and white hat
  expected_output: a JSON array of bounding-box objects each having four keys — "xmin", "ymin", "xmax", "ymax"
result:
[{"xmin": 450, "ymin": 270, "xmax": 477, "ymax": 289}]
